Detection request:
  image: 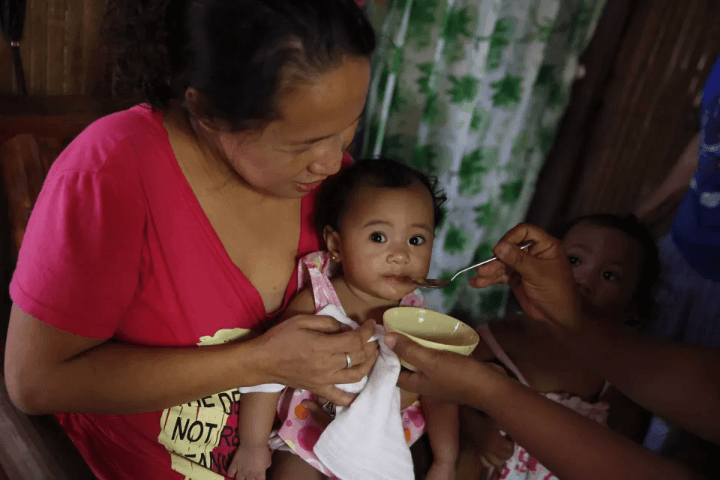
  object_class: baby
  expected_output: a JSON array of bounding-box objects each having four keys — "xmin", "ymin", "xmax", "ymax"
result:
[
  {"xmin": 229, "ymin": 159, "xmax": 460, "ymax": 480},
  {"xmin": 459, "ymin": 214, "xmax": 660, "ymax": 480}
]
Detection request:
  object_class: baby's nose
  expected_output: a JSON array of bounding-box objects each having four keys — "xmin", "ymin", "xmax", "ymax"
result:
[{"xmin": 575, "ymin": 276, "xmax": 594, "ymax": 298}]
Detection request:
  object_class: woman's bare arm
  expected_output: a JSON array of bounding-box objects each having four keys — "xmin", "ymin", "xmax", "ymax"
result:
[
  {"xmin": 560, "ymin": 319, "xmax": 720, "ymax": 444},
  {"xmin": 4, "ymin": 303, "xmax": 377, "ymax": 415},
  {"xmin": 603, "ymin": 386, "xmax": 653, "ymax": 444},
  {"xmin": 391, "ymin": 336, "xmax": 701, "ymax": 480},
  {"xmin": 635, "ymin": 133, "xmax": 699, "ymax": 219}
]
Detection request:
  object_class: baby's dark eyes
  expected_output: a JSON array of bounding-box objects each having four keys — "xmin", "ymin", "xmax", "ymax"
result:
[
  {"xmin": 603, "ymin": 271, "xmax": 620, "ymax": 282},
  {"xmin": 409, "ymin": 236, "xmax": 426, "ymax": 246}
]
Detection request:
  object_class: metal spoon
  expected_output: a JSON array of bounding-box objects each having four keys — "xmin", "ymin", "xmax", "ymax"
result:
[{"xmin": 413, "ymin": 241, "xmax": 534, "ymax": 289}]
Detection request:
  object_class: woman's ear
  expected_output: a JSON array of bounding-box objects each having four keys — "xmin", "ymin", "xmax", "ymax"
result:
[
  {"xmin": 184, "ymin": 87, "xmax": 229, "ymax": 131},
  {"xmin": 184, "ymin": 88, "xmax": 210, "ymax": 128},
  {"xmin": 324, "ymin": 227, "xmax": 342, "ymax": 263}
]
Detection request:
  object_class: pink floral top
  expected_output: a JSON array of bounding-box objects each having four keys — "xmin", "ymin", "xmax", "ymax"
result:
[{"xmin": 269, "ymin": 251, "xmax": 427, "ymax": 478}]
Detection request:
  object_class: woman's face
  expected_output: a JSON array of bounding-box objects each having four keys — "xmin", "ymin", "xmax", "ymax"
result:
[
  {"xmin": 214, "ymin": 56, "xmax": 371, "ymax": 198},
  {"xmin": 563, "ymin": 222, "xmax": 643, "ymax": 316}
]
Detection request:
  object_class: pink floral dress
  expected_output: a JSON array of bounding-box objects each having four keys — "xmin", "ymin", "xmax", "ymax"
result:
[{"xmin": 269, "ymin": 251, "xmax": 427, "ymax": 478}]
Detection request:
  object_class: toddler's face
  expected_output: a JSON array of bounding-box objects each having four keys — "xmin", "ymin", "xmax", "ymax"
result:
[
  {"xmin": 563, "ymin": 222, "xmax": 643, "ymax": 317},
  {"xmin": 328, "ymin": 182, "xmax": 435, "ymax": 302}
]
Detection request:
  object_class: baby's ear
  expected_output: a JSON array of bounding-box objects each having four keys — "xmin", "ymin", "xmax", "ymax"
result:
[{"xmin": 324, "ymin": 227, "xmax": 343, "ymax": 263}]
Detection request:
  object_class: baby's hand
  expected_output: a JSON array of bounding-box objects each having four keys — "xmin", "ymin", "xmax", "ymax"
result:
[
  {"xmin": 460, "ymin": 406, "xmax": 515, "ymax": 468},
  {"xmin": 227, "ymin": 445, "xmax": 271, "ymax": 480},
  {"xmin": 479, "ymin": 428, "xmax": 515, "ymax": 468}
]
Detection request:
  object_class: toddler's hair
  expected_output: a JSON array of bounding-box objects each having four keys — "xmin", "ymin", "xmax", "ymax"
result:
[
  {"xmin": 315, "ymin": 158, "xmax": 447, "ymax": 234},
  {"xmin": 553, "ymin": 213, "xmax": 660, "ymax": 328}
]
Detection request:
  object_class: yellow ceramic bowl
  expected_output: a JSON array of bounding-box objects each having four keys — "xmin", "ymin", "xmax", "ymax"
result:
[{"xmin": 383, "ymin": 307, "xmax": 480, "ymax": 371}]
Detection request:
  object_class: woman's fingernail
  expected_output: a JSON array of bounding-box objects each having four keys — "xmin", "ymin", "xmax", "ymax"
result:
[
  {"xmin": 497, "ymin": 242, "xmax": 511, "ymax": 257},
  {"xmin": 384, "ymin": 334, "xmax": 397, "ymax": 348}
]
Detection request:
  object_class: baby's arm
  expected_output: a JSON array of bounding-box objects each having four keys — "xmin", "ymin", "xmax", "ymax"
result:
[
  {"xmin": 456, "ymin": 405, "xmax": 515, "ymax": 479},
  {"xmin": 422, "ymin": 395, "xmax": 460, "ymax": 480},
  {"xmin": 228, "ymin": 391, "xmax": 283, "ymax": 480},
  {"xmin": 603, "ymin": 386, "xmax": 653, "ymax": 444},
  {"xmin": 228, "ymin": 291, "xmax": 318, "ymax": 479}
]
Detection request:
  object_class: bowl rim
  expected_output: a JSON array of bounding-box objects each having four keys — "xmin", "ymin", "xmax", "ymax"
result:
[{"xmin": 383, "ymin": 306, "xmax": 480, "ymax": 348}]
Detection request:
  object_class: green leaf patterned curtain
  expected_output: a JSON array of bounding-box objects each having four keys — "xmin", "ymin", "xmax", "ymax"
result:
[{"xmin": 361, "ymin": 0, "xmax": 607, "ymax": 323}]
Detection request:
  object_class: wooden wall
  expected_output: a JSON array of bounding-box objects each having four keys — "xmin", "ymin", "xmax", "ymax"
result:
[
  {"xmin": 0, "ymin": 0, "xmax": 106, "ymax": 95},
  {"xmin": 527, "ymin": 0, "xmax": 720, "ymax": 237},
  {"xmin": 0, "ymin": 1, "xmax": 116, "ymax": 347},
  {"xmin": 4, "ymin": 0, "xmax": 720, "ymax": 241}
]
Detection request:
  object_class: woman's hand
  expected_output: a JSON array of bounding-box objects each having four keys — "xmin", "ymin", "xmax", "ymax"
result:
[
  {"xmin": 470, "ymin": 223, "xmax": 583, "ymax": 330},
  {"xmin": 254, "ymin": 314, "xmax": 378, "ymax": 406},
  {"xmin": 385, "ymin": 334, "xmax": 507, "ymax": 407}
]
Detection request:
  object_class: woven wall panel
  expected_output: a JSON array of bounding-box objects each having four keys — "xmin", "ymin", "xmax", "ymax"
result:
[
  {"xmin": 0, "ymin": 0, "xmax": 105, "ymax": 95},
  {"xmin": 528, "ymin": 0, "xmax": 720, "ymax": 236},
  {"xmin": 572, "ymin": 0, "xmax": 720, "ymax": 219}
]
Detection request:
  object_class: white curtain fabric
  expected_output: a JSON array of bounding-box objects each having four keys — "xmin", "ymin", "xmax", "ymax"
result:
[{"xmin": 361, "ymin": 0, "xmax": 607, "ymax": 321}]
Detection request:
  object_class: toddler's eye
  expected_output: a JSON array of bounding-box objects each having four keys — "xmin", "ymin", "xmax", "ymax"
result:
[
  {"xmin": 568, "ymin": 256, "xmax": 580, "ymax": 266},
  {"xmin": 409, "ymin": 236, "xmax": 426, "ymax": 246},
  {"xmin": 370, "ymin": 232, "xmax": 386, "ymax": 243},
  {"xmin": 603, "ymin": 271, "xmax": 620, "ymax": 282}
]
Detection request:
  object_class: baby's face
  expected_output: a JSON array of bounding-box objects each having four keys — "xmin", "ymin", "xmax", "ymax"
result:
[
  {"xmin": 330, "ymin": 182, "xmax": 435, "ymax": 302},
  {"xmin": 563, "ymin": 222, "xmax": 643, "ymax": 316}
]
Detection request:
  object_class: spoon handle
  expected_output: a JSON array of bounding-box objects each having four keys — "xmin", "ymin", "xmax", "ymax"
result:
[{"xmin": 452, "ymin": 241, "xmax": 534, "ymax": 280}]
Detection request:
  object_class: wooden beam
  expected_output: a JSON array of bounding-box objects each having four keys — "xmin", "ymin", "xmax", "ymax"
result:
[{"xmin": 0, "ymin": 95, "xmax": 134, "ymax": 143}]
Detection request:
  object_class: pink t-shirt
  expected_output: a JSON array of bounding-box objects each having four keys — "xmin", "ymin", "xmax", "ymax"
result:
[{"xmin": 10, "ymin": 105, "xmax": 341, "ymax": 480}]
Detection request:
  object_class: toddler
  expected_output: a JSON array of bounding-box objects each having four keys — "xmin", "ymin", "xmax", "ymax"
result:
[
  {"xmin": 229, "ymin": 159, "xmax": 460, "ymax": 480},
  {"xmin": 459, "ymin": 214, "xmax": 660, "ymax": 480}
]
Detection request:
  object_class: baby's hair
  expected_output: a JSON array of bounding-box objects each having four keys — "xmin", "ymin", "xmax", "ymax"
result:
[
  {"xmin": 553, "ymin": 213, "xmax": 660, "ymax": 328},
  {"xmin": 314, "ymin": 158, "xmax": 447, "ymax": 234}
]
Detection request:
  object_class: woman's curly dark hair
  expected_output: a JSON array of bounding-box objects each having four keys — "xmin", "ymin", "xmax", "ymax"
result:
[
  {"xmin": 102, "ymin": 0, "xmax": 375, "ymax": 131},
  {"xmin": 553, "ymin": 213, "xmax": 661, "ymax": 329},
  {"xmin": 315, "ymin": 158, "xmax": 448, "ymax": 235}
]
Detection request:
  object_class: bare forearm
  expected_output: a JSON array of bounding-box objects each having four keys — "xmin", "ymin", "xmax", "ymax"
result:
[
  {"xmin": 605, "ymin": 389, "xmax": 653, "ymax": 444},
  {"xmin": 472, "ymin": 373, "xmax": 699, "ymax": 480},
  {"xmin": 17, "ymin": 339, "xmax": 270, "ymax": 415},
  {"xmin": 636, "ymin": 133, "xmax": 699, "ymax": 218},
  {"xmin": 422, "ymin": 396, "xmax": 459, "ymax": 464},
  {"xmin": 563, "ymin": 319, "xmax": 720, "ymax": 443},
  {"xmin": 239, "ymin": 392, "xmax": 283, "ymax": 446}
]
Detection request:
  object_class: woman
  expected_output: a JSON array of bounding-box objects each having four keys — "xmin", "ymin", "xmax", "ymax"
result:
[
  {"xmin": 3, "ymin": 1, "xmax": 378, "ymax": 479},
  {"xmin": 635, "ymin": 52, "xmax": 720, "ymax": 350},
  {"xmin": 635, "ymin": 53, "xmax": 720, "ymax": 473},
  {"xmin": 386, "ymin": 223, "xmax": 719, "ymax": 480}
]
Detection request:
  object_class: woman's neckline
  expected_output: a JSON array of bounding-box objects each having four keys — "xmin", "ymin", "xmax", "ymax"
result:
[{"xmin": 159, "ymin": 105, "xmax": 306, "ymax": 319}]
